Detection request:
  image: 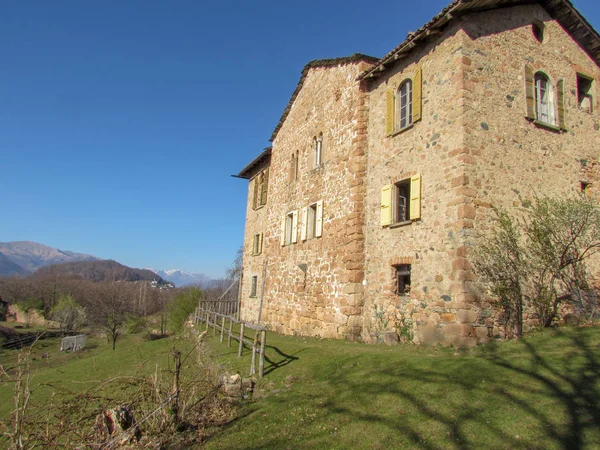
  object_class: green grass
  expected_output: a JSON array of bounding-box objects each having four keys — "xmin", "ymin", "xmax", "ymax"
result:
[
  {"xmin": 202, "ymin": 326, "xmax": 600, "ymax": 450},
  {"xmin": 0, "ymin": 331, "xmax": 194, "ymax": 419},
  {"xmin": 1, "ymin": 324, "xmax": 599, "ymax": 449}
]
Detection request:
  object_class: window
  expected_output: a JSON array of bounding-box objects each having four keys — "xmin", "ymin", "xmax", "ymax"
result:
[
  {"xmin": 250, "ymin": 276, "xmax": 258, "ymax": 298},
  {"xmin": 253, "ymin": 168, "xmax": 269, "ymax": 209},
  {"xmin": 581, "ymin": 181, "xmax": 592, "ymax": 198},
  {"xmin": 577, "ymin": 74, "xmax": 594, "ymax": 113},
  {"xmin": 393, "ymin": 264, "xmax": 411, "ymax": 296},
  {"xmin": 385, "ymin": 66, "xmax": 422, "ymax": 136},
  {"xmin": 393, "ymin": 180, "xmax": 410, "ymax": 223},
  {"xmin": 252, "ymin": 233, "xmax": 263, "ymax": 256},
  {"xmin": 300, "ymin": 200, "xmax": 323, "ymax": 240},
  {"xmin": 396, "ymin": 80, "xmax": 413, "ymax": 130},
  {"xmin": 525, "ymin": 66, "xmax": 565, "ymax": 130},
  {"xmin": 280, "ymin": 210, "xmax": 298, "ymax": 246},
  {"xmin": 532, "ymin": 21, "xmax": 544, "ymax": 43},
  {"xmin": 535, "ymin": 72, "xmax": 555, "ymax": 125},
  {"xmin": 381, "ymin": 174, "xmax": 421, "ymax": 226},
  {"xmin": 315, "ymin": 133, "xmax": 323, "ymax": 167}
]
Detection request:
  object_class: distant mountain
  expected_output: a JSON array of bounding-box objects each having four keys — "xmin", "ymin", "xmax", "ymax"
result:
[
  {"xmin": 0, "ymin": 253, "xmax": 30, "ymax": 276},
  {"xmin": 32, "ymin": 260, "xmax": 169, "ymax": 284},
  {"xmin": 0, "ymin": 241, "xmax": 101, "ymax": 275},
  {"xmin": 147, "ymin": 269, "xmax": 212, "ymax": 287}
]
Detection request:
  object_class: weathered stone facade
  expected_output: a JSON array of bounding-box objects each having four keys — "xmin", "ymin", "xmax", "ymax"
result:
[{"xmin": 237, "ymin": 0, "xmax": 600, "ymax": 345}]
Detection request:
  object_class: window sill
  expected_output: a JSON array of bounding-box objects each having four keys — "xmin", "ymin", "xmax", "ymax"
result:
[
  {"xmin": 253, "ymin": 204, "xmax": 266, "ymax": 211},
  {"xmin": 249, "ymin": 295, "xmax": 257, "ymax": 298},
  {"xmin": 390, "ymin": 123, "xmax": 414, "ymax": 137},
  {"xmin": 531, "ymin": 119, "xmax": 562, "ymax": 133},
  {"xmin": 389, "ymin": 220, "xmax": 413, "ymax": 229}
]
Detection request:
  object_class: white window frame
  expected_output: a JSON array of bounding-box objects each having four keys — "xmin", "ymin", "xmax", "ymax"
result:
[
  {"xmin": 396, "ymin": 79, "xmax": 413, "ymax": 131},
  {"xmin": 315, "ymin": 133, "xmax": 323, "ymax": 167},
  {"xmin": 535, "ymin": 72, "xmax": 556, "ymax": 126}
]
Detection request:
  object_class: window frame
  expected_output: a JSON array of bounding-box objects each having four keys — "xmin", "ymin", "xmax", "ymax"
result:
[
  {"xmin": 250, "ymin": 275, "xmax": 258, "ymax": 298},
  {"xmin": 393, "ymin": 264, "xmax": 411, "ymax": 296},
  {"xmin": 577, "ymin": 73, "xmax": 594, "ymax": 113},
  {"xmin": 315, "ymin": 133, "xmax": 323, "ymax": 168},
  {"xmin": 534, "ymin": 72, "xmax": 556, "ymax": 126},
  {"xmin": 396, "ymin": 79, "xmax": 413, "ymax": 131}
]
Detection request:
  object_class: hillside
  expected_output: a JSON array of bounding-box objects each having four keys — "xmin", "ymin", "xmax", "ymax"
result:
[
  {"xmin": 0, "ymin": 241, "xmax": 100, "ymax": 275},
  {"xmin": 31, "ymin": 259, "xmax": 168, "ymax": 284},
  {"xmin": 0, "ymin": 253, "xmax": 30, "ymax": 276}
]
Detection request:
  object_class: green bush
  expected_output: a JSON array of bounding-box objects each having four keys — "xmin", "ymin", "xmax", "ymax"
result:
[{"xmin": 168, "ymin": 288, "xmax": 202, "ymax": 333}]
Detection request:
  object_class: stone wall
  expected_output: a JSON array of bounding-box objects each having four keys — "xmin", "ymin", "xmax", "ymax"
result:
[
  {"xmin": 241, "ymin": 58, "xmax": 374, "ymax": 339},
  {"xmin": 363, "ymin": 23, "xmax": 477, "ymax": 345},
  {"xmin": 239, "ymin": 4, "xmax": 600, "ymax": 346},
  {"xmin": 362, "ymin": 4, "xmax": 600, "ymax": 346}
]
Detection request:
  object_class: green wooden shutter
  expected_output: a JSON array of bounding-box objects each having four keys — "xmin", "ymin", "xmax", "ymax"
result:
[
  {"xmin": 413, "ymin": 66, "xmax": 423, "ymax": 123},
  {"xmin": 385, "ymin": 90, "xmax": 395, "ymax": 136},
  {"xmin": 557, "ymin": 79, "xmax": 566, "ymax": 130},
  {"xmin": 525, "ymin": 65, "xmax": 536, "ymax": 120}
]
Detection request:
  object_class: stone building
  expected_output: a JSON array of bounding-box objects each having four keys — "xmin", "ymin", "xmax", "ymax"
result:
[{"xmin": 235, "ymin": 0, "xmax": 600, "ymax": 346}]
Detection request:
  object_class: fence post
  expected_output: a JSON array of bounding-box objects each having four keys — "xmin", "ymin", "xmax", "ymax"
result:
[
  {"xmin": 238, "ymin": 323, "xmax": 245, "ymax": 357},
  {"xmin": 220, "ymin": 316, "xmax": 225, "ymax": 342},
  {"xmin": 250, "ymin": 331, "xmax": 259, "ymax": 376},
  {"xmin": 259, "ymin": 329, "xmax": 266, "ymax": 378},
  {"xmin": 227, "ymin": 319, "xmax": 233, "ymax": 347},
  {"xmin": 212, "ymin": 312, "xmax": 217, "ymax": 337},
  {"xmin": 205, "ymin": 311, "xmax": 209, "ymax": 331}
]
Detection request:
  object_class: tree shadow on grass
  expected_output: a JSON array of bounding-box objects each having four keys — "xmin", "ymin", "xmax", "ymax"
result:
[{"xmin": 234, "ymin": 328, "xmax": 600, "ymax": 450}]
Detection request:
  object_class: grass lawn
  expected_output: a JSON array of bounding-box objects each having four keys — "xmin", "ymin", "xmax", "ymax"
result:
[
  {"xmin": 1, "ymin": 324, "xmax": 599, "ymax": 449},
  {"xmin": 0, "ymin": 330, "xmax": 195, "ymax": 419},
  {"xmin": 202, "ymin": 325, "xmax": 600, "ymax": 450}
]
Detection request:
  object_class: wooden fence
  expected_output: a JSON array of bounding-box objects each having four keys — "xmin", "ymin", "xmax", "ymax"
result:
[
  {"xmin": 197, "ymin": 299, "xmax": 239, "ymax": 319},
  {"xmin": 194, "ymin": 306, "xmax": 266, "ymax": 378}
]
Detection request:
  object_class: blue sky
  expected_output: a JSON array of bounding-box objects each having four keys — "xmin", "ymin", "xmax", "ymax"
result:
[{"xmin": 1, "ymin": 1, "xmax": 598, "ymax": 278}]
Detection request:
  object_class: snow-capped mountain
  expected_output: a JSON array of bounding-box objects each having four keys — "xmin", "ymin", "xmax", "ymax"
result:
[{"xmin": 146, "ymin": 268, "xmax": 212, "ymax": 287}]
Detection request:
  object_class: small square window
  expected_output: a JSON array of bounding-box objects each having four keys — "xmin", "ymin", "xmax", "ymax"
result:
[
  {"xmin": 393, "ymin": 264, "xmax": 411, "ymax": 296},
  {"xmin": 577, "ymin": 74, "xmax": 593, "ymax": 113},
  {"xmin": 250, "ymin": 275, "xmax": 258, "ymax": 298}
]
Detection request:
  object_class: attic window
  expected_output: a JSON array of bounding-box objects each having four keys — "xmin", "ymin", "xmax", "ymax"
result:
[
  {"xmin": 577, "ymin": 74, "xmax": 593, "ymax": 113},
  {"xmin": 532, "ymin": 22, "xmax": 544, "ymax": 43}
]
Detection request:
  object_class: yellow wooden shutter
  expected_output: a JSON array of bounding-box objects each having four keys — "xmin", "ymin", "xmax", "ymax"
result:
[
  {"xmin": 381, "ymin": 185, "xmax": 393, "ymax": 226},
  {"xmin": 291, "ymin": 210, "xmax": 298, "ymax": 243},
  {"xmin": 280, "ymin": 216, "xmax": 286, "ymax": 246},
  {"xmin": 413, "ymin": 66, "xmax": 423, "ymax": 123},
  {"xmin": 410, "ymin": 174, "xmax": 422, "ymax": 220},
  {"xmin": 261, "ymin": 168, "xmax": 269, "ymax": 205},
  {"xmin": 253, "ymin": 177, "xmax": 259, "ymax": 209},
  {"xmin": 525, "ymin": 65, "xmax": 535, "ymax": 120},
  {"xmin": 385, "ymin": 90, "xmax": 395, "ymax": 136},
  {"xmin": 300, "ymin": 206, "xmax": 308, "ymax": 241},
  {"xmin": 557, "ymin": 79, "xmax": 566, "ymax": 130},
  {"xmin": 315, "ymin": 200, "xmax": 323, "ymax": 237},
  {"xmin": 258, "ymin": 233, "xmax": 263, "ymax": 254}
]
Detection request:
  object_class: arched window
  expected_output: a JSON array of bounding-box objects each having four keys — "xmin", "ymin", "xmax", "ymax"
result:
[
  {"xmin": 534, "ymin": 72, "xmax": 555, "ymax": 125},
  {"xmin": 396, "ymin": 79, "xmax": 413, "ymax": 130}
]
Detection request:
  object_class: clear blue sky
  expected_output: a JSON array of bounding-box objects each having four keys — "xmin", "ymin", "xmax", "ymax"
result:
[{"xmin": 1, "ymin": 1, "xmax": 598, "ymax": 278}]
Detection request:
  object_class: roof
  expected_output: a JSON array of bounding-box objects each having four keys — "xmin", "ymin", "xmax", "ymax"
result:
[
  {"xmin": 234, "ymin": 147, "xmax": 272, "ymax": 180},
  {"xmin": 360, "ymin": 0, "xmax": 600, "ymax": 81},
  {"xmin": 269, "ymin": 53, "xmax": 379, "ymax": 142}
]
